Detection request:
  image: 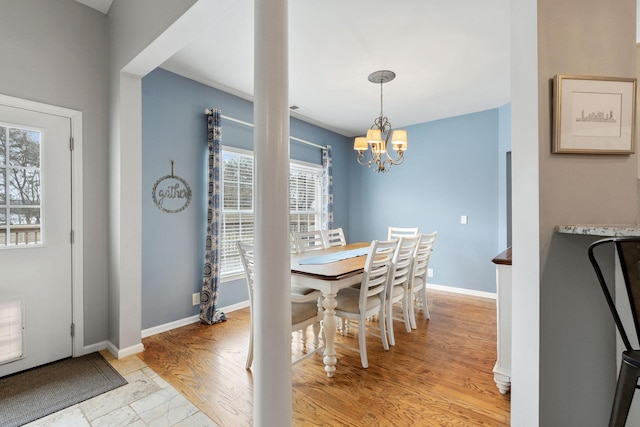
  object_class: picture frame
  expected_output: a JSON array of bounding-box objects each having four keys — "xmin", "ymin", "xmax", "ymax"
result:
[{"xmin": 552, "ymin": 74, "xmax": 637, "ymax": 154}]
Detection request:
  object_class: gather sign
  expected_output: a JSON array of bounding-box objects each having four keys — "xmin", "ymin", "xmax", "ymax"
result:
[{"xmin": 152, "ymin": 174, "xmax": 192, "ymax": 214}]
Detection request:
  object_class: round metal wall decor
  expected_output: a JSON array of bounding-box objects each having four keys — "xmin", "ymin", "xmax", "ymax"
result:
[{"xmin": 152, "ymin": 174, "xmax": 192, "ymax": 213}]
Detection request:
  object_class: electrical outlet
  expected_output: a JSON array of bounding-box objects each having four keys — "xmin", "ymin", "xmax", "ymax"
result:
[
  {"xmin": 427, "ymin": 268, "xmax": 434, "ymax": 278},
  {"xmin": 460, "ymin": 215, "xmax": 468, "ymax": 225},
  {"xmin": 192, "ymin": 293, "xmax": 200, "ymax": 306}
]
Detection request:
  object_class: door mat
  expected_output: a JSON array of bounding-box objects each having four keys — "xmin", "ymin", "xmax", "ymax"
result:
[{"xmin": 0, "ymin": 352, "xmax": 127, "ymax": 426}]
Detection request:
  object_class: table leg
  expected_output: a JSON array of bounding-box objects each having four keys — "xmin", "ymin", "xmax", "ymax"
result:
[{"xmin": 321, "ymin": 292, "xmax": 338, "ymax": 377}]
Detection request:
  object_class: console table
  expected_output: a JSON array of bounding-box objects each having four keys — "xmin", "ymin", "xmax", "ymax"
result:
[{"xmin": 492, "ymin": 247, "xmax": 512, "ymax": 394}]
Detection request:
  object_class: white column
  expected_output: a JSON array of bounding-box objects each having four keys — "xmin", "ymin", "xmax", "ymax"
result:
[{"xmin": 253, "ymin": 0, "xmax": 292, "ymax": 426}]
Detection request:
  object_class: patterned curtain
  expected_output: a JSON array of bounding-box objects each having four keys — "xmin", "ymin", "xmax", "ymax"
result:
[
  {"xmin": 200, "ymin": 109, "xmax": 227, "ymax": 325},
  {"xmin": 322, "ymin": 145, "xmax": 334, "ymax": 229}
]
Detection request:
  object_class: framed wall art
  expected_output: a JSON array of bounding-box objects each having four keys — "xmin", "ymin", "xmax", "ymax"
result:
[{"xmin": 552, "ymin": 74, "xmax": 636, "ymax": 154}]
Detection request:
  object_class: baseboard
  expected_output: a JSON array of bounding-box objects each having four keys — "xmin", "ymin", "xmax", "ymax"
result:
[
  {"xmin": 105, "ymin": 341, "xmax": 145, "ymax": 359},
  {"xmin": 83, "ymin": 340, "xmax": 108, "ymax": 355},
  {"xmin": 426, "ymin": 283, "xmax": 496, "ymax": 300},
  {"xmin": 219, "ymin": 300, "xmax": 250, "ymax": 314},
  {"xmin": 141, "ymin": 315, "xmax": 200, "ymax": 338},
  {"xmin": 141, "ymin": 300, "xmax": 250, "ymax": 339},
  {"xmin": 89, "ymin": 288, "xmax": 489, "ymax": 353}
]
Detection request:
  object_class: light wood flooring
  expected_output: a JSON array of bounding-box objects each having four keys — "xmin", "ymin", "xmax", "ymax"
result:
[{"xmin": 138, "ymin": 289, "xmax": 511, "ymax": 426}]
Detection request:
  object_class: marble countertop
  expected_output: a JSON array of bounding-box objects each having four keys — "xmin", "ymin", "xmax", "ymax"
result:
[{"xmin": 555, "ymin": 224, "xmax": 640, "ymax": 237}]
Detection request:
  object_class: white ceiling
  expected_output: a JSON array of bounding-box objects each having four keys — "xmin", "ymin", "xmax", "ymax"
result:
[{"xmin": 79, "ymin": 0, "xmax": 511, "ymax": 137}]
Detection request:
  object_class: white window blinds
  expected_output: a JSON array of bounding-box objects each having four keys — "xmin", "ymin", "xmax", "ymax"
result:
[{"xmin": 220, "ymin": 147, "xmax": 323, "ymax": 276}]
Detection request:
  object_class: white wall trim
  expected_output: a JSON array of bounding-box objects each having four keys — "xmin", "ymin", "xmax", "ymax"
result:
[
  {"xmin": 426, "ymin": 283, "xmax": 497, "ymax": 300},
  {"xmin": 141, "ymin": 301, "xmax": 250, "ymax": 338},
  {"xmin": 106, "ymin": 341, "xmax": 145, "ymax": 359},
  {"xmin": 84, "ymin": 340, "xmax": 108, "ymax": 355},
  {"xmin": 141, "ymin": 315, "xmax": 200, "ymax": 338}
]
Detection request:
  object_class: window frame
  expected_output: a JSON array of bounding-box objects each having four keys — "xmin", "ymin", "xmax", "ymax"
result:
[{"xmin": 219, "ymin": 145, "xmax": 324, "ymax": 281}]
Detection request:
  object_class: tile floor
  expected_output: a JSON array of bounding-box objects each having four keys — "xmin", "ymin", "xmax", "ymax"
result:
[{"xmin": 23, "ymin": 351, "xmax": 219, "ymax": 427}]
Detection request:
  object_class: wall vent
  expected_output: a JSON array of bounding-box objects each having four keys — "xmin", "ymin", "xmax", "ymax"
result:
[{"xmin": 0, "ymin": 298, "xmax": 24, "ymax": 365}]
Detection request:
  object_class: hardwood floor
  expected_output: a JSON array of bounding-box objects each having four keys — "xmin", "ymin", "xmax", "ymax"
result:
[{"xmin": 138, "ymin": 289, "xmax": 510, "ymax": 426}]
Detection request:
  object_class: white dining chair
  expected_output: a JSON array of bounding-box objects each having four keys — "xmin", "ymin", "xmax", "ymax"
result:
[
  {"xmin": 334, "ymin": 239, "xmax": 397, "ymax": 368},
  {"xmin": 293, "ymin": 230, "xmax": 326, "ymax": 253},
  {"xmin": 322, "ymin": 228, "xmax": 346, "ymax": 248},
  {"xmin": 408, "ymin": 232, "xmax": 437, "ymax": 329},
  {"xmin": 386, "ymin": 235, "xmax": 420, "ymax": 346},
  {"xmin": 237, "ymin": 241, "xmax": 323, "ymax": 369},
  {"xmin": 387, "ymin": 226, "xmax": 419, "ymax": 240}
]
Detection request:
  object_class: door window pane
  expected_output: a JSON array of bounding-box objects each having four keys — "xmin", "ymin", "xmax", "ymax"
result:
[
  {"xmin": 8, "ymin": 169, "xmax": 40, "ymax": 205},
  {"xmin": 0, "ymin": 125, "xmax": 42, "ymax": 248},
  {"xmin": 9, "ymin": 128, "xmax": 40, "ymax": 167}
]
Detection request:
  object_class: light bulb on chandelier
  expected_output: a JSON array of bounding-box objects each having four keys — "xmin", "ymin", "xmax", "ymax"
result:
[{"xmin": 353, "ymin": 70, "xmax": 407, "ymax": 173}]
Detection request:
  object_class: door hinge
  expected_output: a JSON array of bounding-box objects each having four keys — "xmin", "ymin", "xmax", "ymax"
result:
[
  {"xmin": 69, "ymin": 137, "xmax": 74, "ymax": 151},
  {"xmin": 70, "ymin": 230, "xmax": 74, "ymax": 244},
  {"xmin": 71, "ymin": 323, "xmax": 75, "ymax": 337}
]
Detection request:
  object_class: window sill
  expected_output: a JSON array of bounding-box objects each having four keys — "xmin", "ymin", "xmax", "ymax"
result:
[{"xmin": 220, "ymin": 272, "xmax": 245, "ymax": 283}]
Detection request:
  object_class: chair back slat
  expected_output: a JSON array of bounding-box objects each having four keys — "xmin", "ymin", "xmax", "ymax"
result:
[
  {"xmin": 361, "ymin": 240, "xmax": 397, "ymax": 306},
  {"xmin": 237, "ymin": 242, "xmax": 255, "ymax": 300},
  {"xmin": 294, "ymin": 230, "xmax": 325, "ymax": 253},
  {"xmin": 390, "ymin": 235, "xmax": 421, "ymax": 289},
  {"xmin": 617, "ymin": 240, "xmax": 640, "ymax": 348},
  {"xmin": 412, "ymin": 232, "xmax": 437, "ymax": 281},
  {"xmin": 588, "ymin": 237, "xmax": 640, "ymax": 352},
  {"xmin": 322, "ymin": 228, "xmax": 347, "ymax": 248},
  {"xmin": 388, "ymin": 226, "xmax": 419, "ymax": 240}
]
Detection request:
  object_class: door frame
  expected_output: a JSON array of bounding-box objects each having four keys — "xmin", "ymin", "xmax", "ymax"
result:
[{"xmin": 0, "ymin": 93, "xmax": 84, "ymax": 357}]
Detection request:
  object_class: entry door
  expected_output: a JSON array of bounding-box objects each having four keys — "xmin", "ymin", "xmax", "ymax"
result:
[{"xmin": 0, "ymin": 104, "xmax": 72, "ymax": 377}]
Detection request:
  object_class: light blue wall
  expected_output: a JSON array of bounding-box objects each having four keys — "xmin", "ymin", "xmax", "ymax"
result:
[
  {"xmin": 141, "ymin": 68, "xmax": 350, "ymax": 329},
  {"xmin": 141, "ymin": 67, "xmax": 510, "ymax": 328},
  {"xmin": 348, "ymin": 109, "xmax": 504, "ymax": 294}
]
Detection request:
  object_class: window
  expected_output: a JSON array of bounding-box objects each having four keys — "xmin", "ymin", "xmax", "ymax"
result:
[
  {"xmin": 0, "ymin": 125, "xmax": 42, "ymax": 247},
  {"xmin": 220, "ymin": 147, "xmax": 324, "ymax": 276}
]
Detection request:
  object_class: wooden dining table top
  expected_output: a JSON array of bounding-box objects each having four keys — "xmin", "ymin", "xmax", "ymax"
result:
[{"xmin": 291, "ymin": 242, "xmax": 371, "ymax": 281}]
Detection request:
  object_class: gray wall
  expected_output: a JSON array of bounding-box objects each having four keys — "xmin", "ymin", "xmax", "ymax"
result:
[
  {"xmin": 511, "ymin": 0, "xmax": 638, "ymax": 425},
  {"xmin": 107, "ymin": 0, "xmax": 199, "ymax": 350},
  {"xmin": 0, "ymin": 0, "xmax": 110, "ymax": 346},
  {"xmin": 537, "ymin": 0, "xmax": 638, "ymax": 419}
]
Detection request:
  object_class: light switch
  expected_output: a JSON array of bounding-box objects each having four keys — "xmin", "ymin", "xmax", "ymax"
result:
[{"xmin": 461, "ymin": 215, "xmax": 468, "ymax": 225}]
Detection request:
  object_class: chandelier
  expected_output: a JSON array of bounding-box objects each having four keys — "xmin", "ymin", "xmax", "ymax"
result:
[{"xmin": 353, "ymin": 70, "xmax": 407, "ymax": 173}]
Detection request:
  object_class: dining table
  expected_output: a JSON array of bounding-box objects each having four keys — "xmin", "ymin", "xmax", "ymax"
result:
[{"xmin": 290, "ymin": 241, "xmax": 371, "ymax": 377}]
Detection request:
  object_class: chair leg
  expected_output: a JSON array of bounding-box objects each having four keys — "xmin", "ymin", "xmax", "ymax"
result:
[
  {"xmin": 402, "ymin": 294, "xmax": 412, "ymax": 333},
  {"xmin": 610, "ymin": 359, "xmax": 640, "ymax": 427},
  {"xmin": 358, "ymin": 318, "xmax": 368, "ymax": 368},
  {"xmin": 246, "ymin": 320, "xmax": 253, "ymax": 370},
  {"xmin": 422, "ymin": 287, "xmax": 430, "ymax": 319},
  {"xmin": 409, "ymin": 293, "xmax": 417, "ymax": 330},
  {"xmin": 387, "ymin": 298, "xmax": 396, "ymax": 347},
  {"xmin": 379, "ymin": 305, "xmax": 389, "ymax": 352}
]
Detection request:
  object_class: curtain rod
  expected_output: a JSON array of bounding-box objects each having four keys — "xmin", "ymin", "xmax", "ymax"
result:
[{"xmin": 204, "ymin": 109, "xmax": 327, "ymax": 150}]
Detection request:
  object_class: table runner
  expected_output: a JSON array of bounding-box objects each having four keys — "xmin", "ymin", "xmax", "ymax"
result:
[{"xmin": 298, "ymin": 246, "xmax": 370, "ymax": 265}]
